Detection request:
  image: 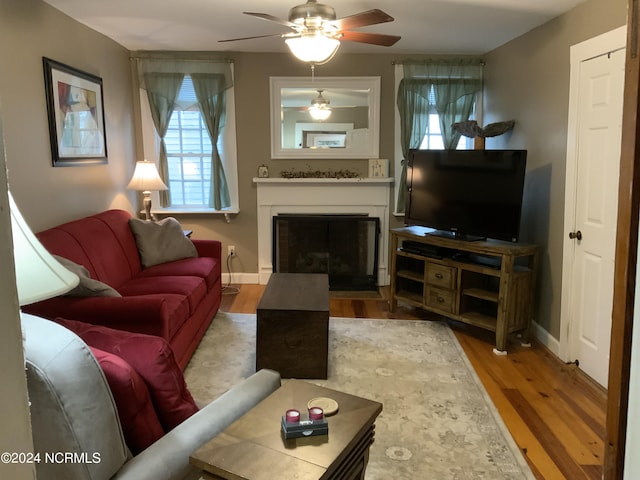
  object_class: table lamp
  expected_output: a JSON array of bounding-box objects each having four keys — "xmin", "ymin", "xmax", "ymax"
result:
[
  {"xmin": 126, "ymin": 160, "xmax": 168, "ymax": 221},
  {"xmin": 9, "ymin": 192, "xmax": 79, "ymax": 306}
]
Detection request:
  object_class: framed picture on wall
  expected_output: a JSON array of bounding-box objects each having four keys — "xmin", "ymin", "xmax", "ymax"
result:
[{"xmin": 43, "ymin": 57, "xmax": 107, "ymax": 166}]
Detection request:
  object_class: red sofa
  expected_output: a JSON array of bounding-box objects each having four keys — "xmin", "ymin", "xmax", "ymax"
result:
[{"xmin": 23, "ymin": 209, "xmax": 222, "ymax": 369}]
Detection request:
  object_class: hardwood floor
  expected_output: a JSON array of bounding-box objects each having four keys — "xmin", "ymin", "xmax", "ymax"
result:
[{"xmin": 220, "ymin": 284, "xmax": 607, "ymax": 480}]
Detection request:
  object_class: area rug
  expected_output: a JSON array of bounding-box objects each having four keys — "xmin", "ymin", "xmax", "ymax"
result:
[{"xmin": 184, "ymin": 312, "xmax": 534, "ymax": 479}]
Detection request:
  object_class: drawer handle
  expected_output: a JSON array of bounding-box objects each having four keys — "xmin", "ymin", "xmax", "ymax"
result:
[
  {"xmin": 437, "ymin": 296, "xmax": 445, "ymax": 303},
  {"xmin": 435, "ymin": 273, "xmax": 444, "ymax": 279}
]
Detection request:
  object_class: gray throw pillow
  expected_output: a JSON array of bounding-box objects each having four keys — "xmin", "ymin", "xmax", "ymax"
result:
[
  {"xmin": 53, "ymin": 255, "xmax": 122, "ymax": 297},
  {"xmin": 128, "ymin": 217, "xmax": 197, "ymax": 269}
]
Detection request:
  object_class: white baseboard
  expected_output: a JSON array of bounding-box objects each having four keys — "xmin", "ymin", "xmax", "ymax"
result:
[
  {"xmin": 222, "ymin": 272, "xmax": 260, "ymax": 284},
  {"xmin": 532, "ymin": 320, "xmax": 560, "ymax": 357}
]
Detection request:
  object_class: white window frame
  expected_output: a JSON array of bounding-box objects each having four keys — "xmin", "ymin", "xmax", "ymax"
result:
[{"xmin": 139, "ymin": 68, "xmax": 239, "ymax": 217}]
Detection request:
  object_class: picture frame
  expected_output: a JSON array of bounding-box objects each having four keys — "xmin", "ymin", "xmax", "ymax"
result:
[
  {"xmin": 303, "ymin": 131, "xmax": 347, "ymax": 149},
  {"xmin": 258, "ymin": 164, "xmax": 269, "ymax": 178},
  {"xmin": 368, "ymin": 159, "xmax": 389, "ymax": 178},
  {"xmin": 43, "ymin": 57, "xmax": 107, "ymax": 166}
]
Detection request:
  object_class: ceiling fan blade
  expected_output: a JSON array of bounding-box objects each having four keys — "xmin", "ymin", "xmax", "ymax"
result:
[
  {"xmin": 244, "ymin": 12, "xmax": 297, "ymax": 29},
  {"xmin": 332, "ymin": 9, "xmax": 394, "ymax": 30},
  {"xmin": 340, "ymin": 31, "xmax": 401, "ymax": 47},
  {"xmin": 218, "ymin": 33, "xmax": 283, "ymax": 43}
]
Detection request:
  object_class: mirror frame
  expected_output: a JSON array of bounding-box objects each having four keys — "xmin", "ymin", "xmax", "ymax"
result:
[{"xmin": 270, "ymin": 76, "xmax": 380, "ymax": 159}]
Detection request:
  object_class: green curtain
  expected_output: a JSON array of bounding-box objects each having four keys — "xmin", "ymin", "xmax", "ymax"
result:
[
  {"xmin": 435, "ymin": 90, "xmax": 478, "ymax": 149},
  {"xmin": 396, "ymin": 58, "xmax": 483, "ymax": 212},
  {"xmin": 430, "ymin": 61, "xmax": 482, "ymax": 148},
  {"xmin": 142, "ymin": 72, "xmax": 184, "ymax": 207},
  {"xmin": 396, "ymin": 78, "xmax": 431, "ymax": 213},
  {"xmin": 191, "ymin": 73, "xmax": 230, "ymax": 210}
]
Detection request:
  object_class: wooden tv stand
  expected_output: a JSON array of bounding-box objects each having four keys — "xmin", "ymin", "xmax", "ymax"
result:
[{"xmin": 389, "ymin": 226, "xmax": 539, "ymax": 353}]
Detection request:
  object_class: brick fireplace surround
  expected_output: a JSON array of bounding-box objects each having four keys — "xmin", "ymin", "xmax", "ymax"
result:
[{"xmin": 253, "ymin": 177, "xmax": 393, "ymax": 286}]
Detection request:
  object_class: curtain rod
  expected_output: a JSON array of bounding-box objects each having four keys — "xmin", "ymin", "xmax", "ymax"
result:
[
  {"xmin": 392, "ymin": 59, "xmax": 485, "ymax": 66},
  {"xmin": 130, "ymin": 55, "xmax": 234, "ymax": 63}
]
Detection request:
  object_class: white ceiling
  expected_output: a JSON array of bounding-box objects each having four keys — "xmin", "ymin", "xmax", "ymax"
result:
[{"xmin": 42, "ymin": 0, "xmax": 586, "ymax": 55}]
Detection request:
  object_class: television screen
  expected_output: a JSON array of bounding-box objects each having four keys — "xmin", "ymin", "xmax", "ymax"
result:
[{"xmin": 404, "ymin": 149, "xmax": 527, "ymax": 242}]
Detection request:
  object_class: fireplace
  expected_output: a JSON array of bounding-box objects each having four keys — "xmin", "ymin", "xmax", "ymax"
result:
[
  {"xmin": 254, "ymin": 177, "xmax": 393, "ymax": 286},
  {"xmin": 273, "ymin": 214, "xmax": 380, "ymax": 291}
]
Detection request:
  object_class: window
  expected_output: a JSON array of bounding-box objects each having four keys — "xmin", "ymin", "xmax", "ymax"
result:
[
  {"xmin": 165, "ymin": 77, "xmax": 213, "ymax": 207},
  {"xmin": 419, "ymin": 113, "xmax": 469, "ymax": 150},
  {"xmin": 416, "ymin": 85, "xmax": 471, "ymax": 150},
  {"xmin": 139, "ymin": 68, "xmax": 239, "ymax": 214}
]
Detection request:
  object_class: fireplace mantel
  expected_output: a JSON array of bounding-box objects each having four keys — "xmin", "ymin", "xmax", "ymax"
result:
[
  {"xmin": 253, "ymin": 177, "xmax": 393, "ymax": 186},
  {"xmin": 254, "ymin": 177, "xmax": 393, "ymax": 285}
]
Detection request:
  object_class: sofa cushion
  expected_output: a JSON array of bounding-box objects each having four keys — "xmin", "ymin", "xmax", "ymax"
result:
[
  {"xmin": 118, "ymin": 276, "xmax": 206, "ymax": 315},
  {"xmin": 124, "ymin": 293, "xmax": 191, "ymax": 342},
  {"xmin": 57, "ymin": 318, "xmax": 200, "ymax": 432},
  {"xmin": 37, "ymin": 210, "xmax": 142, "ymax": 288},
  {"xmin": 89, "ymin": 346, "xmax": 165, "ymax": 454},
  {"xmin": 129, "ymin": 217, "xmax": 197, "ymax": 268},
  {"xmin": 138, "ymin": 256, "xmax": 220, "ymax": 290},
  {"xmin": 53, "ymin": 255, "xmax": 121, "ymax": 297}
]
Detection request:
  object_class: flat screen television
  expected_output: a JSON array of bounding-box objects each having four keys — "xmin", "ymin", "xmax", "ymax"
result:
[{"xmin": 404, "ymin": 149, "xmax": 527, "ymax": 242}]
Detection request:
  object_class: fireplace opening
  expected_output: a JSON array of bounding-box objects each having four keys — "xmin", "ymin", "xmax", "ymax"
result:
[{"xmin": 273, "ymin": 214, "xmax": 380, "ymax": 291}]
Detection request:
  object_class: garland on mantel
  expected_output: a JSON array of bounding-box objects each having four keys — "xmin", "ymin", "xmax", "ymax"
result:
[{"xmin": 280, "ymin": 166, "xmax": 361, "ymax": 179}]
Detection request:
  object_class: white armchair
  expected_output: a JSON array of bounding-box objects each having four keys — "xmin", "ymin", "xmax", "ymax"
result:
[{"xmin": 22, "ymin": 314, "xmax": 281, "ymax": 480}]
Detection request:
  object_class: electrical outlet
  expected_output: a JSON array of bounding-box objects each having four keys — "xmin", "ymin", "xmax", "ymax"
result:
[{"xmin": 228, "ymin": 245, "xmax": 236, "ymax": 257}]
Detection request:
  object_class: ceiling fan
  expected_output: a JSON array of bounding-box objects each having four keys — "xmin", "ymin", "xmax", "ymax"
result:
[{"xmin": 219, "ymin": 0, "xmax": 401, "ymax": 64}]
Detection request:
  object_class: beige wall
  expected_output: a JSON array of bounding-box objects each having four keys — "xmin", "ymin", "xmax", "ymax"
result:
[
  {"xmin": 482, "ymin": 0, "xmax": 627, "ymax": 338},
  {"xmin": 0, "ymin": 0, "xmax": 137, "ymax": 232}
]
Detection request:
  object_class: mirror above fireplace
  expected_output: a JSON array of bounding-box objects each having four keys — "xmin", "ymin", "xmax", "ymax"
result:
[{"xmin": 270, "ymin": 76, "xmax": 380, "ymax": 159}]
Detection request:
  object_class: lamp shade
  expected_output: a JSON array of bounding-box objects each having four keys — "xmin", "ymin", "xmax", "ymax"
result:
[
  {"xmin": 285, "ymin": 35, "xmax": 340, "ymax": 64},
  {"xmin": 126, "ymin": 160, "xmax": 168, "ymax": 192},
  {"xmin": 9, "ymin": 192, "xmax": 79, "ymax": 306}
]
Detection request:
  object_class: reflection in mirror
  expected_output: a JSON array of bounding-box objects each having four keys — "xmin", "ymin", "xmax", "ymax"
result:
[
  {"xmin": 281, "ymin": 88, "xmax": 368, "ymax": 149},
  {"xmin": 270, "ymin": 77, "xmax": 380, "ymax": 159}
]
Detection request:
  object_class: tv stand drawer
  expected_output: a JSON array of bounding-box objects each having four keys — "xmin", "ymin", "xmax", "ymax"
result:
[
  {"xmin": 426, "ymin": 263, "xmax": 456, "ymax": 289},
  {"xmin": 426, "ymin": 286, "xmax": 455, "ymax": 313}
]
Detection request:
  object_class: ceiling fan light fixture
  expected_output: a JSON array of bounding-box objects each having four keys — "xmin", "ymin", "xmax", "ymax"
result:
[
  {"xmin": 309, "ymin": 89, "xmax": 332, "ymax": 120},
  {"xmin": 288, "ymin": 0, "xmax": 337, "ymax": 24},
  {"xmin": 223, "ymin": 3, "xmax": 400, "ymax": 57},
  {"xmin": 309, "ymin": 106, "xmax": 332, "ymax": 120},
  {"xmin": 285, "ymin": 34, "xmax": 340, "ymax": 64}
]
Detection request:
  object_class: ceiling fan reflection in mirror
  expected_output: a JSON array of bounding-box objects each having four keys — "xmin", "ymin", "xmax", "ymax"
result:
[{"xmin": 219, "ymin": 0, "xmax": 401, "ymax": 65}]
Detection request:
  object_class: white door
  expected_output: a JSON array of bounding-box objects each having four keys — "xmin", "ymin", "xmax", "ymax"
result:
[{"xmin": 564, "ymin": 46, "xmax": 625, "ymax": 388}]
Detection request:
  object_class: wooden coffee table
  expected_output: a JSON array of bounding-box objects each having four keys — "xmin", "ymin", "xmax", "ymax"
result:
[
  {"xmin": 190, "ymin": 380, "xmax": 383, "ymax": 480},
  {"xmin": 256, "ymin": 273, "xmax": 329, "ymax": 379}
]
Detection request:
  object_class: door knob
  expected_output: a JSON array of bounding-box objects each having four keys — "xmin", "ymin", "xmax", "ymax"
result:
[{"xmin": 569, "ymin": 230, "xmax": 582, "ymax": 241}]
